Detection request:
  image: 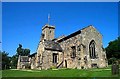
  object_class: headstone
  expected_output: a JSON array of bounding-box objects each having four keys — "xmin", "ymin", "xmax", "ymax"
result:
[{"xmin": 111, "ymin": 63, "xmax": 119, "ymax": 75}]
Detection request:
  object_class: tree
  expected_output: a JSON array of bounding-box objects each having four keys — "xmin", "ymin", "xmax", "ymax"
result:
[
  {"xmin": 23, "ymin": 49, "xmax": 30, "ymax": 56},
  {"xmin": 10, "ymin": 55, "xmax": 18, "ymax": 69},
  {"xmin": 7, "ymin": 44, "xmax": 31, "ymax": 69},
  {"xmin": 16, "ymin": 44, "xmax": 30, "ymax": 56},
  {"xmin": 16, "ymin": 44, "xmax": 24, "ymax": 56},
  {"xmin": 105, "ymin": 36, "xmax": 120, "ymax": 64},
  {"xmin": 0, "ymin": 51, "xmax": 11, "ymax": 69}
]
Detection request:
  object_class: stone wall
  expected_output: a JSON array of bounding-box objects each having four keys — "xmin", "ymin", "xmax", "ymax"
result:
[
  {"xmin": 36, "ymin": 41, "xmax": 44, "ymax": 69},
  {"xmin": 41, "ymin": 50, "xmax": 63, "ymax": 70},
  {"xmin": 59, "ymin": 33, "xmax": 82, "ymax": 69},
  {"xmin": 17, "ymin": 55, "xmax": 30, "ymax": 69},
  {"xmin": 30, "ymin": 54, "xmax": 37, "ymax": 69},
  {"xmin": 81, "ymin": 26, "xmax": 107, "ymax": 68},
  {"xmin": 59, "ymin": 25, "xmax": 108, "ymax": 69}
]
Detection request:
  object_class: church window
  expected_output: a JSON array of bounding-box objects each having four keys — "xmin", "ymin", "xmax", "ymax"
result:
[
  {"xmin": 37, "ymin": 56, "xmax": 40, "ymax": 63},
  {"xmin": 53, "ymin": 53, "xmax": 57, "ymax": 63},
  {"xmin": 89, "ymin": 40, "xmax": 96, "ymax": 59},
  {"xmin": 77, "ymin": 46, "xmax": 81, "ymax": 51},
  {"xmin": 71, "ymin": 46, "xmax": 76, "ymax": 58},
  {"xmin": 50, "ymin": 30, "xmax": 51, "ymax": 33},
  {"xmin": 41, "ymin": 33, "xmax": 45, "ymax": 40}
]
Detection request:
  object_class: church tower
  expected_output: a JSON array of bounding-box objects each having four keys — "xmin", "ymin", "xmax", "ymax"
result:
[
  {"xmin": 41, "ymin": 24, "xmax": 55, "ymax": 41},
  {"xmin": 41, "ymin": 14, "xmax": 55, "ymax": 41}
]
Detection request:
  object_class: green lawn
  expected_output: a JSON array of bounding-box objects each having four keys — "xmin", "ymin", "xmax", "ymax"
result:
[
  {"xmin": 2, "ymin": 68, "xmax": 120, "ymax": 77},
  {"xmin": 0, "ymin": 70, "xmax": 2, "ymax": 78}
]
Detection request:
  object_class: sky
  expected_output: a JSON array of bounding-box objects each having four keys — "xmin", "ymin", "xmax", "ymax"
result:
[{"xmin": 2, "ymin": 2, "xmax": 118, "ymax": 56}]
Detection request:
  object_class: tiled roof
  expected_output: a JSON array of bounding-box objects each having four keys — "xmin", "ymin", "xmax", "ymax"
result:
[
  {"xmin": 29, "ymin": 52, "xmax": 37, "ymax": 57},
  {"xmin": 20, "ymin": 56, "xmax": 29, "ymax": 62},
  {"xmin": 44, "ymin": 40, "xmax": 62, "ymax": 52}
]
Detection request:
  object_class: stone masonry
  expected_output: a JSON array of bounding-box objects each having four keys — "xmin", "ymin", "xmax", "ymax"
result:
[{"xmin": 17, "ymin": 24, "xmax": 108, "ymax": 70}]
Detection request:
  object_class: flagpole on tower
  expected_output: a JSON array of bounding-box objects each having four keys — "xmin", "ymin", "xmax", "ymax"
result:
[{"xmin": 48, "ymin": 13, "xmax": 50, "ymax": 25}]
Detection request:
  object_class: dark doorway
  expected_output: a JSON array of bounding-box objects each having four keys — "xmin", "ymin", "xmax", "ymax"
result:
[
  {"xmin": 53, "ymin": 53, "xmax": 57, "ymax": 63},
  {"xmin": 65, "ymin": 60, "xmax": 67, "ymax": 68}
]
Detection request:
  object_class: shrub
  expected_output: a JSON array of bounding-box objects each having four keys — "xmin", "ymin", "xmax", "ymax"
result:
[{"xmin": 50, "ymin": 66, "xmax": 56, "ymax": 69}]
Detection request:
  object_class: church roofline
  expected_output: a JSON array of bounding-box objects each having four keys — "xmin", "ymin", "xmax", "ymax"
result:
[
  {"xmin": 81, "ymin": 25, "xmax": 93, "ymax": 31},
  {"xmin": 42, "ymin": 24, "xmax": 55, "ymax": 30},
  {"xmin": 81, "ymin": 25, "xmax": 103, "ymax": 37},
  {"xmin": 57, "ymin": 25, "xmax": 97, "ymax": 42},
  {"xmin": 58, "ymin": 30, "xmax": 81, "ymax": 42},
  {"xmin": 29, "ymin": 52, "xmax": 37, "ymax": 57}
]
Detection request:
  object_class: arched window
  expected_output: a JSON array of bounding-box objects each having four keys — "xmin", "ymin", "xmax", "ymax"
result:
[{"xmin": 89, "ymin": 40, "xmax": 96, "ymax": 59}]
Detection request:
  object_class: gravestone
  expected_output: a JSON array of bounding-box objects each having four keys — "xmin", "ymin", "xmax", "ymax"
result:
[{"xmin": 111, "ymin": 63, "xmax": 119, "ymax": 75}]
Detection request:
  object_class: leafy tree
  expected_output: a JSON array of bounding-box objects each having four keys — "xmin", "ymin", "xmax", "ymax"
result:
[
  {"xmin": 0, "ymin": 51, "xmax": 11, "ymax": 69},
  {"xmin": 23, "ymin": 49, "xmax": 30, "ymax": 56},
  {"xmin": 105, "ymin": 37, "xmax": 120, "ymax": 64},
  {"xmin": 108, "ymin": 57, "xmax": 117, "ymax": 64},
  {"xmin": 16, "ymin": 44, "xmax": 24, "ymax": 56},
  {"xmin": 11, "ymin": 44, "xmax": 30, "ymax": 69},
  {"xmin": 16, "ymin": 44, "xmax": 30, "ymax": 56},
  {"xmin": 10, "ymin": 55, "xmax": 18, "ymax": 69}
]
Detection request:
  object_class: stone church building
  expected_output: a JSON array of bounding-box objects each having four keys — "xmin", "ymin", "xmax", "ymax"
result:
[{"xmin": 17, "ymin": 24, "xmax": 108, "ymax": 70}]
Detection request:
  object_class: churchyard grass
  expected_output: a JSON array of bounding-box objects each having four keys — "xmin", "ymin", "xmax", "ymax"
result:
[{"xmin": 2, "ymin": 67, "xmax": 120, "ymax": 77}]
